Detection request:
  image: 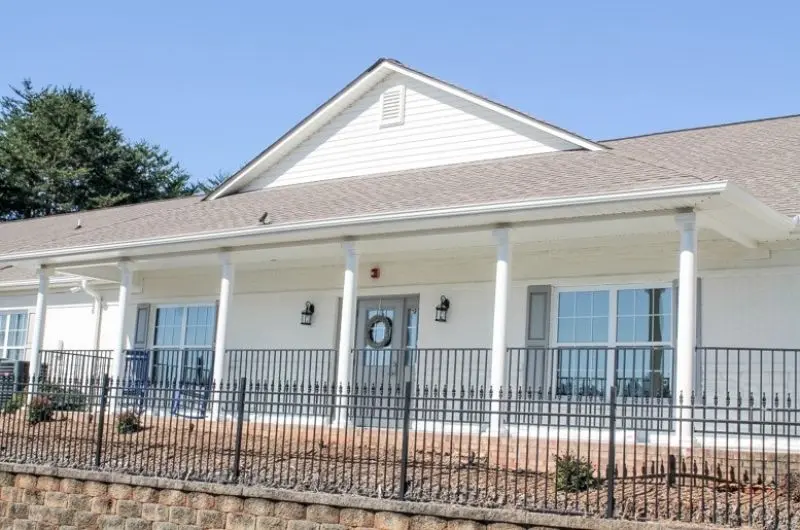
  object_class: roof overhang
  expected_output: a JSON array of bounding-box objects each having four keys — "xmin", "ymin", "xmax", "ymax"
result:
[
  {"xmin": 205, "ymin": 59, "xmax": 605, "ymax": 200},
  {"xmin": 0, "ymin": 181, "xmax": 792, "ymax": 275}
]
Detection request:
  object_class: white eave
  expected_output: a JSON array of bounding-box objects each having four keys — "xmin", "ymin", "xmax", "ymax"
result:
[{"xmin": 0, "ymin": 181, "xmax": 792, "ymax": 271}]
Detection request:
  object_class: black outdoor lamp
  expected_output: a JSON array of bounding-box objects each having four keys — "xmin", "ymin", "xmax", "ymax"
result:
[
  {"xmin": 435, "ymin": 295, "xmax": 450, "ymax": 322},
  {"xmin": 300, "ymin": 301, "xmax": 315, "ymax": 326}
]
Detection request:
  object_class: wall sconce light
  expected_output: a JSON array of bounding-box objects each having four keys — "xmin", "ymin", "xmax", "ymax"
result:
[
  {"xmin": 300, "ymin": 301, "xmax": 315, "ymax": 326},
  {"xmin": 435, "ymin": 295, "xmax": 450, "ymax": 323}
]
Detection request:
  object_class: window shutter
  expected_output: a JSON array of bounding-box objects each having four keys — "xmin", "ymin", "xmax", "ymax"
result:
[
  {"xmin": 133, "ymin": 304, "xmax": 151, "ymax": 350},
  {"xmin": 525, "ymin": 285, "xmax": 552, "ymax": 392}
]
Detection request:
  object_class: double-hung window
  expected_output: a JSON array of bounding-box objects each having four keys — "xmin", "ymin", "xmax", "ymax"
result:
[
  {"xmin": 554, "ymin": 285, "xmax": 673, "ymax": 398},
  {"xmin": 0, "ymin": 312, "xmax": 28, "ymax": 361},
  {"xmin": 615, "ymin": 287, "xmax": 673, "ymax": 398},
  {"xmin": 555, "ymin": 290, "xmax": 610, "ymax": 397},
  {"xmin": 151, "ymin": 305, "xmax": 216, "ymax": 384}
]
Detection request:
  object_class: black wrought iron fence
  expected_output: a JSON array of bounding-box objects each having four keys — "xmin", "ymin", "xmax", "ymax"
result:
[{"xmin": 0, "ymin": 372, "xmax": 798, "ymax": 528}]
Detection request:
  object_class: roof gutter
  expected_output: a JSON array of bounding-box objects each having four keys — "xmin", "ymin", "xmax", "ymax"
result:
[{"xmin": 0, "ymin": 181, "xmax": 733, "ymax": 264}]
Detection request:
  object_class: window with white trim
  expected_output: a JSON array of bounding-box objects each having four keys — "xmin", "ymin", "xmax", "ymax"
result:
[
  {"xmin": 152, "ymin": 305, "xmax": 216, "ymax": 384},
  {"xmin": 554, "ymin": 285, "xmax": 673, "ymax": 398},
  {"xmin": 0, "ymin": 311, "xmax": 28, "ymax": 361}
]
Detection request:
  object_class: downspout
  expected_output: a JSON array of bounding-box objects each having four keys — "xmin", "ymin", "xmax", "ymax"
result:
[{"xmin": 75, "ymin": 280, "xmax": 103, "ymax": 350}]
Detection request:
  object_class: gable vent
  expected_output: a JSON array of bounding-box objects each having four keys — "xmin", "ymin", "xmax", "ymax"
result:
[{"xmin": 379, "ymin": 86, "xmax": 405, "ymax": 127}]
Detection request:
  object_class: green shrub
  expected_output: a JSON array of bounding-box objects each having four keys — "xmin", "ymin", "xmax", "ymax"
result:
[
  {"xmin": 555, "ymin": 453, "xmax": 598, "ymax": 492},
  {"xmin": 2, "ymin": 393, "xmax": 24, "ymax": 414},
  {"xmin": 40, "ymin": 384, "xmax": 88, "ymax": 411},
  {"xmin": 27, "ymin": 396, "xmax": 54, "ymax": 424},
  {"xmin": 116, "ymin": 411, "xmax": 142, "ymax": 434}
]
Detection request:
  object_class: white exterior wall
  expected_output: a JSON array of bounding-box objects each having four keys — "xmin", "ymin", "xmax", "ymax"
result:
[
  {"xmin": 701, "ymin": 269, "xmax": 800, "ymax": 403},
  {"xmin": 243, "ymin": 72, "xmax": 576, "ymax": 190},
  {"xmin": 0, "ymin": 289, "xmax": 119, "ymax": 357},
  {"xmin": 2, "ymin": 239, "xmax": 800, "ymax": 401}
]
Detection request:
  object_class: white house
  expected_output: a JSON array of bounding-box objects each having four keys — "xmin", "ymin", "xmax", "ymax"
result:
[{"xmin": 1, "ymin": 59, "xmax": 799, "ymax": 429}]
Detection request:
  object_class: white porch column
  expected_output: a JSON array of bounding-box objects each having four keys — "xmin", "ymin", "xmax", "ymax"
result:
[
  {"xmin": 675, "ymin": 212, "xmax": 698, "ymax": 443},
  {"xmin": 335, "ymin": 241, "xmax": 359, "ymax": 425},
  {"xmin": 212, "ymin": 253, "xmax": 235, "ymax": 409},
  {"xmin": 29, "ymin": 266, "xmax": 50, "ymax": 384},
  {"xmin": 490, "ymin": 227, "xmax": 511, "ymax": 434},
  {"xmin": 111, "ymin": 262, "xmax": 132, "ymax": 383}
]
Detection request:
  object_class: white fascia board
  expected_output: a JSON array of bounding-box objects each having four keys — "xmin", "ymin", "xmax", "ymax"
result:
[
  {"xmin": 382, "ymin": 62, "xmax": 605, "ymax": 152},
  {"xmin": 721, "ymin": 182, "xmax": 795, "ymax": 234},
  {"xmin": 1, "ymin": 181, "xmax": 731, "ymax": 265}
]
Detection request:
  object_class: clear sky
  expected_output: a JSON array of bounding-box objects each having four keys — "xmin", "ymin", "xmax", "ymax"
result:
[{"xmin": 3, "ymin": 1, "xmax": 798, "ymax": 181}]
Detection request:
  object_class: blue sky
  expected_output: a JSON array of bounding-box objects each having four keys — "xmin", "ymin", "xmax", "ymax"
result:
[{"xmin": 3, "ymin": 1, "xmax": 798, "ymax": 181}]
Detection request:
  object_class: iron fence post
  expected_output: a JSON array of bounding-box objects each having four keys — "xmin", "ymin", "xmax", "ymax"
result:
[
  {"xmin": 605, "ymin": 386, "xmax": 617, "ymax": 518},
  {"xmin": 232, "ymin": 376, "xmax": 247, "ymax": 481},
  {"xmin": 94, "ymin": 375, "xmax": 110, "ymax": 468},
  {"xmin": 398, "ymin": 359, "xmax": 413, "ymax": 499}
]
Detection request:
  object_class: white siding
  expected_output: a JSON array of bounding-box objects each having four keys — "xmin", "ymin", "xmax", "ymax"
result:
[
  {"xmin": 243, "ymin": 72, "xmax": 577, "ymax": 190},
  {"xmin": 702, "ymin": 272, "xmax": 800, "ymax": 349},
  {"xmin": 0, "ymin": 289, "xmax": 120, "ymax": 358},
  {"xmin": 701, "ymin": 271, "xmax": 800, "ymax": 404}
]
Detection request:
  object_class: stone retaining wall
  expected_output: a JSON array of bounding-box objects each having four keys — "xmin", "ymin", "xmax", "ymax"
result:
[{"xmin": 0, "ymin": 464, "xmax": 710, "ymax": 530}]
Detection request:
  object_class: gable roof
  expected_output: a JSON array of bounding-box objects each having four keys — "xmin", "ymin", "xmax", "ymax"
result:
[
  {"xmin": 604, "ymin": 114, "xmax": 800, "ymax": 214},
  {"xmin": 0, "ymin": 150, "xmax": 700, "ymax": 262},
  {"xmin": 205, "ymin": 58, "xmax": 606, "ymax": 200}
]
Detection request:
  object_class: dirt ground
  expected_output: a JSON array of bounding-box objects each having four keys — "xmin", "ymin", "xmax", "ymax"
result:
[{"xmin": 1, "ymin": 407, "xmax": 798, "ymax": 527}]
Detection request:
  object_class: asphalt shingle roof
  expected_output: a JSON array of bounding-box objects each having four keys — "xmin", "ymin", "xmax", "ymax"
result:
[
  {"xmin": 0, "ymin": 114, "xmax": 798, "ymax": 277},
  {"xmin": 604, "ymin": 115, "xmax": 800, "ymax": 215},
  {"xmin": 0, "ymin": 149, "xmax": 698, "ymax": 259}
]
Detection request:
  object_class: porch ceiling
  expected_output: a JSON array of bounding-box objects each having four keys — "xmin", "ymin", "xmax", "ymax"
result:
[{"xmin": 52, "ymin": 213, "xmax": 767, "ymax": 282}]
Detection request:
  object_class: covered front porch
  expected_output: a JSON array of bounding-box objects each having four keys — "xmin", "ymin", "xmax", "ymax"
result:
[{"xmin": 17, "ymin": 182, "xmax": 796, "ymax": 436}]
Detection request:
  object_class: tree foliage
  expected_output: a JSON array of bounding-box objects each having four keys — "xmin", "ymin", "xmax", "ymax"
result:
[
  {"xmin": 0, "ymin": 80, "xmax": 200, "ymax": 220},
  {"xmin": 194, "ymin": 170, "xmax": 231, "ymax": 194}
]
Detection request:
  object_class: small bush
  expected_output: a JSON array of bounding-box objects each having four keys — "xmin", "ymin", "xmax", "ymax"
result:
[
  {"xmin": 40, "ymin": 384, "xmax": 88, "ymax": 411},
  {"xmin": 2, "ymin": 393, "xmax": 24, "ymax": 414},
  {"xmin": 555, "ymin": 453, "xmax": 598, "ymax": 492},
  {"xmin": 116, "ymin": 411, "xmax": 142, "ymax": 434},
  {"xmin": 27, "ymin": 396, "xmax": 54, "ymax": 424}
]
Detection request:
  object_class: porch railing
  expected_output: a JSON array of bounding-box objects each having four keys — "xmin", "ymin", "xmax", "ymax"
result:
[
  {"xmin": 39, "ymin": 349, "xmax": 112, "ymax": 384},
  {"xmin": 22, "ymin": 346, "xmax": 800, "ymax": 435}
]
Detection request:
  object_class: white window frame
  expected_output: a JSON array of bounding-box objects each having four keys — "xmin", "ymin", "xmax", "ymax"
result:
[
  {"xmin": 149, "ymin": 303, "xmax": 216, "ymax": 384},
  {"xmin": 0, "ymin": 309, "xmax": 30, "ymax": 361},
  {"xmin": 149, "ymin": 302, "xmax": 217, "ymax": 350},
  {"xmin": 550, "ymin": 282, "xmax": 674, "ymax": 396}
]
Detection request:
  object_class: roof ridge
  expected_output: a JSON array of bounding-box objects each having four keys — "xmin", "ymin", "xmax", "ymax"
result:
[{"xmin": 602, "ymin": 113, "xmax": 800, "ymax": 143}]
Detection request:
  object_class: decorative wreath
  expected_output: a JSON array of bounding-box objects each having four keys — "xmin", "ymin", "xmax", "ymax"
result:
[{"xmin": 365, "ymin": 314, "xmax": 393, "ymax": 348}]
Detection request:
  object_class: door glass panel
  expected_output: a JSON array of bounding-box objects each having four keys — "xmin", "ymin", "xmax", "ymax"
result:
[{"xmin": 406, "ymin": 308, "xmax": 418, "ymax": 349}]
